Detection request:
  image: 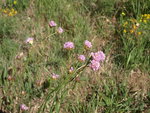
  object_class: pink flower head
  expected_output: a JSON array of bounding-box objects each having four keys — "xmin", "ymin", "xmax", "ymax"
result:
[
  {"xmin": 84, "ymin": 40, "xmax": 92, "ymax": 49},
  {"xmin": 91, "ymin": 51, "xmax": 105, "ymax": 62},
  {"xmin": 63, "ymin": 42, "xmax": 74, "ymax": 50},
  {"xmin": 57, "ymin": 27, "xmax": 64, "ymax": 34},
  {"xmin": 78, "ymin": 55, "xmax": 86, "ymax": 62},
  {"xmin": 20, "ymin": 104, "xmax": 29, "ymax": 111},
  {"xmin": 49, "ymin": 20, "xmax": 57, "ymax": 27},
  {"xmin": 51, "ymin": 73, "xmax": 59, "ymax": 79},
  {"xmin": 25, "ymin": 37, "xmax": 34, "ymax": 44},
  {"xmin": 69, "ymin": 67, "xmax": 74, "ymax": 74},
  {"xmin": 89, "ymin": 60, "xmax": 100, "ymax": 71}
]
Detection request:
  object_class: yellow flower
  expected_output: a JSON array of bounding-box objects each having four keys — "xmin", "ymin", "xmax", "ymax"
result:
[
  {"xmin": 133, "ymin": 25, "xmax": 137, "ymax": 29},
  {"xmin": 3, "ymin": 9, "xmax": 7, "ymax": 13},
  {"xmin": 144, "ymin": 14, "xmax": 148, "ymax": 17},
  {"xmin": 130, "ymin": 30, "xmax": 134, "ymax": 34},
  {"xmin": 121, "ymin": 12, "xmax": 126, "ymax": 16},
  {"xmin": 147, "ymin": 16, "xmax": 150, "ymax": 19},
  {"xmin": 14, "ymin": 0, "xmax": 17, "ymax": 5},
  {"xmin": 8, "ymin": 12, "xmax": 13, "ymax": 16},
  {"xmin": 138, "ymin": 32, "xmax": 142, "ymax": 35},
  {"xmin": 123, "ymin": 29, "xmax": 127, "ymax": 33},
  {"xmin": 11, "ymin": 8, "xmax": 15, "ymax": 12},
  {"xmin": 143, "ymin": 19, "xmax": 147, "ymax": 23},
  {"xmin": 14, "ymin": 10, "xmax": 17, "ymax": 15}
]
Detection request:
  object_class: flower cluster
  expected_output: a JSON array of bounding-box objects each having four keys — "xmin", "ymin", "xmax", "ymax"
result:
[
  {"xmin": 64, "ymin": 42, "xmax": 74, "ymax": 50},
  {"xmin": 91, "ymin": 51, "xmax": 105, "ymax": 62},
  {"xmin": 140, "ymin": 14, "xmax": 150, "ymax": 23},
  {"xmin": 49, "ymin": 21, "xmax": 57, "ymax": 27},
  {"xmin": 49, "ymin": 20, "xmax": 64, "ymax": 34},
  {"xmin": 50, "ymin": 73, "xmax": 60, "ymax": 79},
  {"xmin": 84, "ymin": 40, "xmax": 92, "ymax": 49},
  {"xmin": 14, "ymin": 0, "xmax": 17, "ymax": 5},
  {"xmin": 0, "ymin": 0, "xmax": 17, "ymax": 16},
  {"xmin": 89, "ymin": 60, "xmax": 100, "ymax": 71},
  {"xmin": 89, "ymin": 51, "xmax": 105, "ymax": 71},
  {"xmin": 63, "ymin": 40, "xmax": 105, "ymax": 71},
  {"xmin": 121, "ymin": 12, "xmax": 126, "ymax": 16},
  {"xmin": 57, "ymin": 27, "xmax": 64, "ymax": 34},
  {"xmin": 78, "ymin": 55, "xmax": 86, "ymax": 62},
  {"xmin": 69, "ymin": 67, "xmax": 74, "ymax": 74},
  {"xmin": 1, "ymin": 8, "xmax": 17, "ymax": 16},
  {"xmin": 20, "ymin": 104, "xmax": 29, "ymax": 111},
  {"xmin": 122, "ymin": 18, "xmax": 146, "ymax": 37},
  {"xmin": 123, "ymin": 13, "xmax": 150, "ymax": 37},
  {"xmin": 25, "ymin": 37, "xmax": 34, "ymax": 45}
]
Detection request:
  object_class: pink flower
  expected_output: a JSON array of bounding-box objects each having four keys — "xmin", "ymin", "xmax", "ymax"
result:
[
  {"xmin": 49, "ymin": 20, "xmax": 57, "ymax": 27},
  {"xmin": 51, "ymin": 73, "xmax": 59, "ymax": 79},
  {"xmin": 89, "ymin": 60, "xmax": 100, "ymax": 71},
  {"xmin": 69, "ymin": 67, "xmax": 74, "ymax": 74},
  {"xmin": 63, "ymin": 42, "xmax": 74, "ymax": 50},
  {"xmin": 91, "ymin": 51, "xmax": 105, "ymax": 62},
  {"xmin": 25, "ymin": 37, "xmax": 34, "ymax": 44},
  {"xmin": 84, "ymin": 40, "xmax": 92, "ymax": 49},
  {"xmin": 78, "ymin": 55, "xmax": 86, "ymax": 62},
  {"xmin": 57, "ymin": 27, "xmax": 64, "ymax": 34},
  {"xmin": 20, "ymin": 104, "xmax": 29, "ymax": 111}
]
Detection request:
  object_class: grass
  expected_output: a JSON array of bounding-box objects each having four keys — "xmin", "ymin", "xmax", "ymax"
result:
[{"xmin": 0, "ymin": 0, "xmax": 150, "ymax": 113}]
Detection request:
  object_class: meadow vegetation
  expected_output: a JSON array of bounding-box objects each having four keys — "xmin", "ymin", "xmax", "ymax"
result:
[{"xmin": 0, "ymin": 0, "xmax": 150, "ymax": 113}]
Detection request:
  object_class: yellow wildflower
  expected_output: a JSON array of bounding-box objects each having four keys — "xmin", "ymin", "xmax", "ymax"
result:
[
  {"xmin": 14, "ymin": 10, "xmax": 17, "ymax": 15},
  {"xmin": 138, "ymin": 32, "xmax": 142, "ymax": 35},
  {"xmin": 3, "ymin": 9, "xmax": 7, "ymax": 14},
  {"xmin": 144, "ymin": 14, "xmax": 148, "ymax": 17},
  {"xmin": 11, "ymin": 8, "xmax": 15, "ymax": 12},
  {"xmin": 143, "ymin": 19, "xmax": 147, "ymax": 23},
  {"xmin": 14, "ymin": 0, "xmax": 17, "ymax": 5},
  {"xmin": 123, "ymin": 29, "xmax": 127, "ymax": 33},
  {"xmin": 8, "ymin": 12, "xmax": 13, "ymax": 16},
  {"xmin": 130, "ymin": 30, "xmax": 134, "ymax": 34},
  {"xmin": 133, "ymin": 25, "xmax": 137, "ymax": 29},
  {"xmin": 121, "ymin": 12, "xmax": 125, "ymax": 16}
]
